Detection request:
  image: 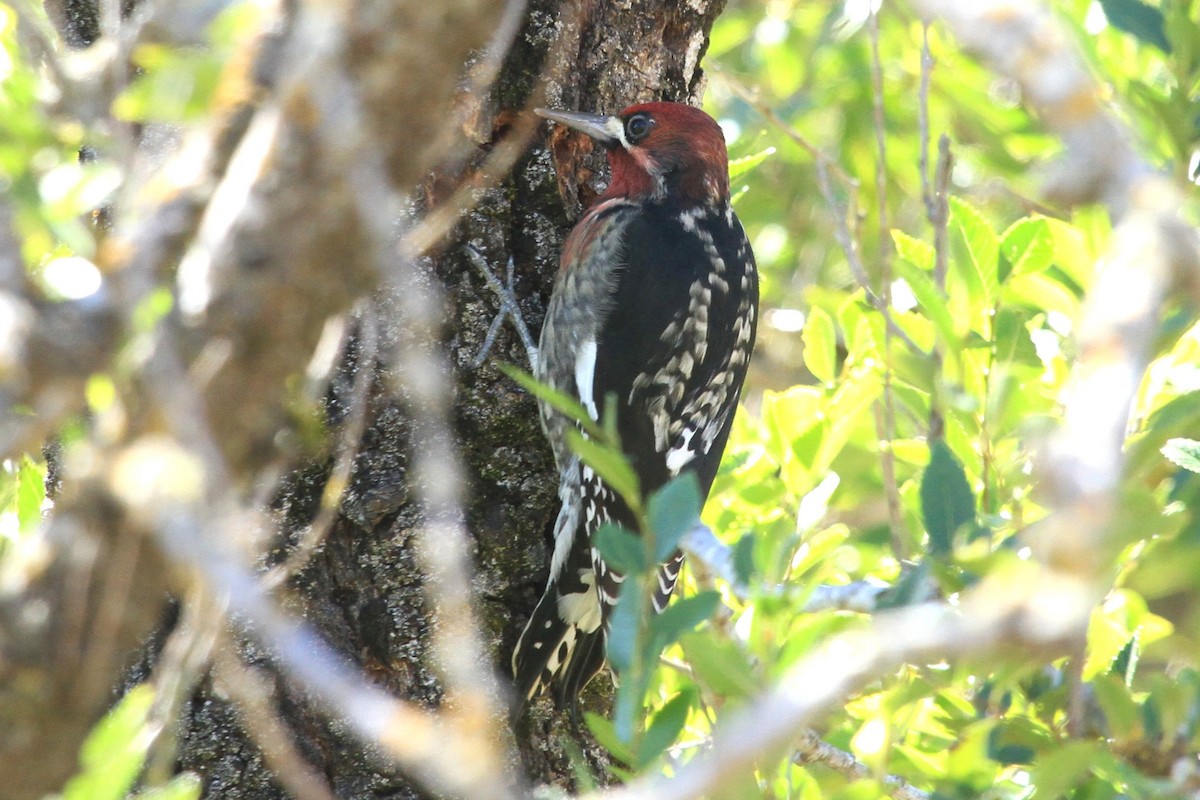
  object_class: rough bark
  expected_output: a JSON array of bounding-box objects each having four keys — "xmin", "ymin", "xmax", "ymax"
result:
[{"xmin": 4, "ymin": 0, "xmax": 726, "ymax": 797}]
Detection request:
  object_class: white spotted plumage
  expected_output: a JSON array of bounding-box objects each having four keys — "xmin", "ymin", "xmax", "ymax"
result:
[{"xmin": 512, "ymin": 101, "xmax": 758, "ymax": 713}]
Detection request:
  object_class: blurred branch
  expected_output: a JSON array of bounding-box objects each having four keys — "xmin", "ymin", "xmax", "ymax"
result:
[
  {"xmin": 813, "ymin": 158, "xmax": 923, "ymax": 355},
  {"xmin": 917, "ymin": 22, "xmax": 935, "ymax": 224},
  {"xmin": 681, "ymin": 522, "xmax": 888, "ymax": 613},
  {"xmin": 145, "ymin": 586, "xmax": 224, "ymax": 785},
  {"xmin": 154, "ymin": 499, "xmax": 518, "ymax": 799},
  {"xmin": 212, "ymin": 643, "xmax": 341, "ymax": 800},
  {"xmin": 0, "ymin": 0, "xmax": 516, "ymax": 794},
  {"xmin": 263, "ymin": 307, "xmax": 378, "ymax": 590},
  {"xmin": 793, "ymin": 728, "xmax": 929, "ymax": 800}
]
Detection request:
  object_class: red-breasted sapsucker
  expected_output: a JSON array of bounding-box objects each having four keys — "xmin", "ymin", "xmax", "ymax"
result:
[{"xmin": 512, "ymin": 101, "xmax": 758, "ymax": 709}]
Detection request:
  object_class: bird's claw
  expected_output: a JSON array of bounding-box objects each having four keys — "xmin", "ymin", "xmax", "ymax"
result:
[{"xmin": 466, "ymin": 246, "xmax": 539, "ymax": 372}]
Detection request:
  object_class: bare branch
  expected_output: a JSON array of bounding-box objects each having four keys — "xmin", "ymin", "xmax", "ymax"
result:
[
  {"xmin": 814, "ymin": 158, "xmax": 923, "ymax": 355},
  {"xmin": 793, "ymin": 729, "xmax": 929, "ymax": 800},
  {"xmin": 918, "ymin": 22, "xmax": 935, "ymax": 220}
]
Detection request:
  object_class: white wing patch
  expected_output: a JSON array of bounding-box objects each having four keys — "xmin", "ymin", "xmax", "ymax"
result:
[
  {"xmin": 557, "ymin": 568, "xmax": 603, "ymax": 632},
  {"xmin": 665, "ymin": 427, "xmax": 697, "ymax": 473},
  {"xmin": 576, "ymin": 338, "xmax": 599, "ymax": 421}
]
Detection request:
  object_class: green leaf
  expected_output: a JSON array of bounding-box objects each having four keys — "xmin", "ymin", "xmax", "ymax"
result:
[
  {"xmin": 920, "ymin": 440, "xmax": 975, "ymax": 556},
  {"xmin": 891, "ymin": 229, "xmax": 935, "ymax": 271},
  {"xmin": 651, "ymin": 590, "xmax": 719, "ymax": 650},
  {"xmin": 635, "ymin": 689, "xmax": 695, "ymax": 768},
  {"xmin": 647, "ymin": 473, "xmax": 702, "ymax": 563},
  {"xmin": 65, "ymin": 684, "xmax": 156, "ymax": 800},
  {"xmin": 1028, "ymin": 741, "xmax": 1103, "ymax": 799},
  {"xmin": 584, "ymin": 713, "xmax": 635, "ymax": 765},
  {"xmin": 1162, "ymin": 438, "xmax": 1200, "ymax": 473},
  {"xmin": 594, "ymin": 523, "xmax": 646, "ymax": 575},
  {"xmin": 679, "ymin": 632, "xmax": 758, "ymax": 700},
  {"xmin": 948, "ymin": 196, "xmax": 999, "ymax": 313},
  {"xmin": 500, "ymin": 365, "xmax": 602, "ymax": 439},
  {"xmin": 992, "ymin": 307, "xmax": 1039, "ymax": 367},
  {"xmin": 113, "ymin": 46, "xmax": 225, "ymax": 123},
  {"xmin": 1110, "ymin": 632, "xmax": 1140, "ymax": 685},
  {"xmin": 728, "ymin": 146, "xmax": 776, "ymax": 179},
  {"xmin": 16, "ymin": 455, "xmax": 45, "ymax": 535},
  {"xmin": 802, "ymin": 306, "xmax": 838, "ymax": 385},
  {"xmin": 566, "ymin": 430, "xmax": 641, "ymax": 512},
  {"xmin": 892, "ymin": 256, "xmax": 957, "ymax": 349},
  {"xmin": 732, "ymin": 533, "xmax": 756, "ymax": 585},
  {"xmin": 1093, "ymin": 674, "xmax": 1141, "ymax": 739},
  {"xmin": 609, "ymin": 575, "xmax": 648, "ymax": 676},
  {"xmin": 999, "ymin": 217, "xmax": 1054, "ymax": 281},
  {"xmin": 1099, "ymin": 0, "xmax": 1170, "ymax": 52}
]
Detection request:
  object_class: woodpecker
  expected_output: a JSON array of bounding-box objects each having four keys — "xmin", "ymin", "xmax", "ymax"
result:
[{"xmin": 512, "ymin": 101, "xmax": 758, "ymax": 709}]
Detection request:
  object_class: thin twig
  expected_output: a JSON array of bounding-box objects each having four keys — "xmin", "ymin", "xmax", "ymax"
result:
[
  {"xmin": 467, "ymin": 249, "xmax": 539, "ymax": 370},
  {"xmin": 930, "ymin": 135, "xmax": 952, "ymax": 293},
  {"xmin": 868, "ymin": 6, "xmax": 907, "ymax": 562},
  {"xmin": 263, "ymin": 307, "xmax": 379, "ymax": 590},
  {"xmin": 711, "ymin": 65, "xmax": 857, "ymax": 189},
  {"xmin": 927, "ymin": 135, "xmax": 952, "ymax": 441},
  {"xmin": 814, "ymin": 159, "xmax": 924, "ymax": 355},
  {"xmin": 918, "ymin": 22, "xmax": 935, "ymax": 220},
  {"xmin": 299, "ymin": 52, "xmax": 522, "ymax": 794},
  {"xmin": 794, "ymin": 728, "xmax": 929, "ymax": 800},
  {"xmin": 144, "ymin": 586, "xmax": 224, "ymax": 786}
]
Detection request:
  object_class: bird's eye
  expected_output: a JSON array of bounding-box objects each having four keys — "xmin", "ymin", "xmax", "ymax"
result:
[{"xmin": 625, "ymin": 114, "xmax": 653, "ymax": 143}]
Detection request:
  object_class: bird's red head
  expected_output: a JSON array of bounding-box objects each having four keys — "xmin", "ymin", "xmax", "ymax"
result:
[{"xmin": 536, "ymin": 101, "xmax": 730, "ymax": 205}]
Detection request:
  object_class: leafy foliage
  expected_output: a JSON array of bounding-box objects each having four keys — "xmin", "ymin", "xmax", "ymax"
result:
[
  {"xmin": 4, "ymin": 0, "xmax": 1200, "ymax": 796},
  {"xmin": 566, "ymin": 1, "xmax": 1200, "ymax": 797}
]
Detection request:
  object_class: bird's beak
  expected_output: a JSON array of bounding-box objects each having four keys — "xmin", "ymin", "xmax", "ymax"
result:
[{"xmin": 535, "ymin": 108, "xmax": 624, "ymax": 146}]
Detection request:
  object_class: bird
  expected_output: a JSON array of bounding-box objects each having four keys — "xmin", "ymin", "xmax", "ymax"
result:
[{"xmin": 511, "ymin": 100, "xmax": 759, "ymax": 711}]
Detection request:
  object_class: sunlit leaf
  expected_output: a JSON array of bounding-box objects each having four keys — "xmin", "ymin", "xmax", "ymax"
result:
[
  {"xmin": 948, "ymin": 196, "xmax": 999, "ymax": 315},
  {"xmin": 802, "ymin": 306, "xmax": 838, "ymax": 385},
  {"xmin": 999, "ymin": 216, "xmax": 1054, "ymax": 281},
  {"xmin": 679, "ymin": 632, "xmax": 758, "ymax": 700},
  {"xmin": 891, "ymin": 229, "xmax": 935, "ymax": 271},
  {"xmin": 728, "ymin": 146, "xmax": 776, "ymax": 179},
  {"xmin": 64, "ymin": 684, "xmax": 155, "ymax": 800},
  {"xmin": 892, "ymin": 256, "xmax": 958, "ymax": 348},
  {"xmin": 16, "ymin": 455, "xmax": 45, "ymax": 536},
  {"xmin": 1162, "ymin": 437, "xmax": 1200, "ymax": 473}
]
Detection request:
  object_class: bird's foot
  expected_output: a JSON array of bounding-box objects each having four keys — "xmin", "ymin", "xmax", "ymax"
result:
[{"xmin": 466, "ymin": 246, "xmax": 539, "ymax": 371}]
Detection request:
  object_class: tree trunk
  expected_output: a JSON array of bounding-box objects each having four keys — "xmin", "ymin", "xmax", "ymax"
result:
[{"xmin": 137, "ymin": 1, "xmax": 724, "ymax": 800}]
